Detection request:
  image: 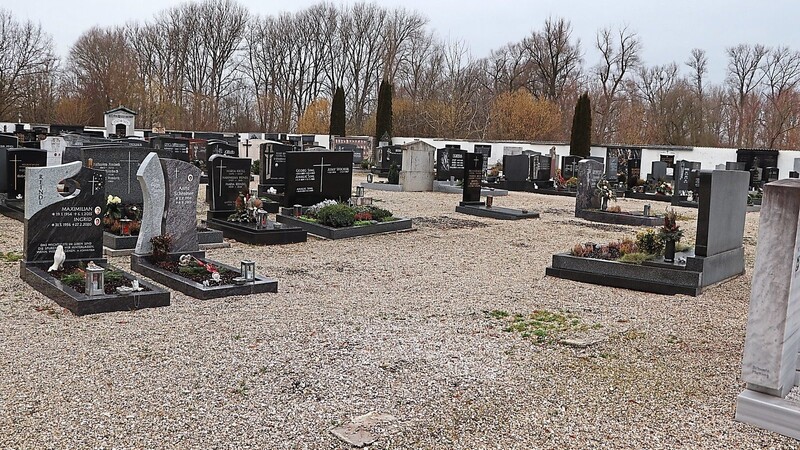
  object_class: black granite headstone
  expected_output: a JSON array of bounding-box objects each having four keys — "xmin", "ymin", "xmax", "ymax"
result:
[
  {"xmin": 24, "ymin": 163, "xmax": 105, "ymax": 262},
  {"xmin": 790, "ymin": 171, "xmax": 799, "ymax": 179},
  {"xmin": 0, "ymin": 134, "xmax": 19, "ymax": 148},
  {"xmin": 650, "ymin": 161, "xmax": 668, "ymax": 182},
  {"xmin": 474, "ymin": 145, "xmax": 492, "ymax": 172},
  {"xmin": 6, "ymin": 149, "xmax": 47, "ymax": 199},
  {"xmin": 436, "ymin": 148, "xmax": 468, "ymax": 181},
  {"xmin": 151, "ymin": 137, "xmax": 191, "ymax": 162},
  {"xmin": 764, "ymin": 167, "xmax": 780, "ymax": 183},
  {"xmin": 503, "ymin": 154, "xmax": 530, "ymax": 182},
  {"xmin": 208, "ymin": 155, "xmax": 252, "ymax": 211},
  {"xmin": 659, "ymin": 154, "xmax": 675, "ymax": 168},
  {"xmin": 561, "ymin": 156, "xmax": 581, "ymax": 180},
  {"xmin": 284, "ymin": 151, "xmax": 353, "ymax": 206},
  {"xmin": 207, "ymin": 141, "xmax": 238, "ymax": 161},
  {"xmin": 81, "ymin": 146, "xmax": 149, "ymax": 204},
  {"xmin": 462, "ymin": 153, "xmax": 484, "ymax": 203},
  {"xmin": 606, "ymin": 148, "xmax": 620, "ymax": 180},
  {"xmin": 674, "ymin": 160, "xmax": 701, "ymax": 192},
  {"xmin": 530, "ymin": 155, "xmax": 551, "ymax": 181},
  {"xmin": 260, "ymin": 142, "xmax": 295, "ymax": 181}
]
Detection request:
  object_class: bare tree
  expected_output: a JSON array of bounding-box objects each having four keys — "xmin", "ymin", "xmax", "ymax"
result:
[
  {"xmin": 760, "ymin": 46, "xmax": 800, "ymax": 147},
  {"xmin": 0, "ymin": 9, "xmax": 58, "ymax": 122},
  {"xmin": 726, "ymin": 43, "xmax": 768, "ymax": 146},
  {"xmin": 593, "ymin": 25, "xmax": 641, "ymax": 142},
  {"xmin": 523, "ymin": 17, "xmax": 582, "ymax": 101}
]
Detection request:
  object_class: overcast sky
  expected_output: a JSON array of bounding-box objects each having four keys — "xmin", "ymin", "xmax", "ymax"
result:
[{"xmin": 11, "ymin": 0, "xmax": 800, "ymax": 84}]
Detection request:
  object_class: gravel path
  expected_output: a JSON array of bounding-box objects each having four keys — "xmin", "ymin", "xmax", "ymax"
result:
[{"xmin": 0, "ymin": 175, "xmax": 794, "ymax": 449}]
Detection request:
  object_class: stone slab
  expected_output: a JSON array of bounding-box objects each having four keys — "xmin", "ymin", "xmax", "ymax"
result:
[
  {"xmin": 360, "ymin": 182, "xmax": 402, "ymax": 192},
  {"xmin": 577, "ymin": 209, "xmax": 662, "ymax": 227},
  {"xmin": 207, "ymin": 217, "xmax": 307, "ymax": 246},
  {"xmin": 433, "ymin": 181, "xmax": 509, "ymax": 196},
  {"xmin": 455, "ymin": 204, "xmax": 540, "ymax": 220},
  {"xmin": 624, "ymin": 191, "xmax": 673, "ymax": 203},
  {"xmin": 735, "ymin": 389, "xmax": 800, "ymax": 440},
  {"xmin": 20, "ymin": 261, "xmax": 170, "ymax": 316},
  {"xmin": 130, "ymin": 253, "xmax": 277, "ymax": 300},
  {"xmin": 276, "ymin": 214, "xmax": 413, "ymax": 240},
  {"xmin": 685, "ymin": 246, "xmax": 745, "ymax": 287}
]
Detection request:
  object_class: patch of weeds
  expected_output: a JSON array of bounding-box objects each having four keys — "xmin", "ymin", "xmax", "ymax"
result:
[
  {"xmin": 675, "ymin": 242, "xmax": 693, "ymax": 253},
  {"xmin": 231, "ymin": 380, "xmax": 249, "ymax": 396},
  {"xmin": 233, "ymin": 334, "xmax": 242, "ymax": 340},
  {"xmin": 495, "ymin": 309, "xmax": 586, "ymax": 343},
  {"xmin": 487, "ymin": 309, "xmax": 509, "ymax": 319},
  {"xmin": 618, "ymin": 252, "xmax": 654, "ymax": 265},
  {"xmin": 591, "ymin": 323, "xmax": 604, "ymax": 329},
  {"xmin": 0, "ymin": 251, "xmax": 22, "ymax": 262}
]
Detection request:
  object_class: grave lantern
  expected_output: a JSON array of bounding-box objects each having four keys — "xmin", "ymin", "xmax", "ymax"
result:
[
  {"xmin": 293, "ymin": 204, "xmax": 303, "ymax": 217},
  {"xmin": 255, "ymin": 208, "xmax": 268, "ymax": 229},
  {"xmin": 486, "ymin": 196, "xmax": 494, "ymax": 208},
  {"xmin": 356, "ymin": 186, "xmax": 365, "ymax": 197},
  {"xmin": 240, "ymin": 260, "xmax": 256, "ymax": 282},
  {"xmin": 120, "ymin": 218, "xmax": 132, "ymax": 236},
  {"xmin": 643, "ymin": 204, "xmax": 651, "ymax": 217},
  {"xmin": 86, "ymin": 265, "xmax": 105, "ymax": 296},
  {"xmin": 367, "ymin": 173, "xmax": 373, "ymax": 183}
]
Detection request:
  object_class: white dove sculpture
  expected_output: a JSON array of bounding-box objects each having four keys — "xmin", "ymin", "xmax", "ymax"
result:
[{"xmin": 48, "ymin": 245, "xmax": 66, "ymax": 272}]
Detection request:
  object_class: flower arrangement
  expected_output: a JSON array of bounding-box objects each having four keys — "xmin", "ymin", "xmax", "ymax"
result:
[
  {"xmin": 659, "ymin": 208, "xmax": 683, "ymax": 242},
  {"xmin": 595, "ymin": 179, "xmax": 616, "ymax": 201},
  {"xmin": 177, "ymin": 254, "xmax": 222, "ymax": 286},
  {"xmin": 655, "ymin": 181, "xmax": 673, "ymax": 196},
  {"xmin": 105, "ymin": 195, "xmax": 123, "ymax": 220},
  {"xmin": 227, "ymin": 187, "xmax": 264, "ymax": 223}
]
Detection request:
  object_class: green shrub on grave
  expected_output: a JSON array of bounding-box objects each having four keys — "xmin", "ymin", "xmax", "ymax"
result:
[{"xmin": 317, "ymin": 203, "xmax": 356, "ymax": 228}]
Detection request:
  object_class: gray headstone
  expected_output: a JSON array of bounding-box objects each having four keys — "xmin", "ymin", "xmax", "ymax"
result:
[
  {"xmin": 794, "ymin": 158, "xmax": 800, "ymax": 173},
  {"xmin": 742, "ymin": 179, "xmax": 800, "ymax": 397},
  {"xmin": 82, "ymin": 146, "xmax": 150, "ymax": 204},
  {"xmin": 575, "ymin": 159, "xmax": 604, "ymax": 216},
  {"xmin": 135, "ymin": 153, "xmax": 166, "ymax": 255},
  {"xmin": 694, "ymin": 170, "xmax": 749, "ymax": 257},
  {"xmin": 726, "ymin": 161, "xmax": 746, "ymax": 171},
  {"xmin": 161, "ymin": 158, "xmax": 201, "ymax": 253},
  {"xmin": 650, "ymin": 161, "xmax": 668, "ymax": 182}
]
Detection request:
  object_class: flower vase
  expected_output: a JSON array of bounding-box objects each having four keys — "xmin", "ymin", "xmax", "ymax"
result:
[
  {"xmin": 601, "ymin": 197, "xmax": 608, "ymax": 211},
  {"xmin": 664, "ymin": 239, "xmax": 676, "ymax": 263}
]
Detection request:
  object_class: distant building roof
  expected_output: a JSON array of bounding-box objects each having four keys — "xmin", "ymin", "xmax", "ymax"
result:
[{"xmin": 105, "ymin": 106, "xmax": 138, "ymax": 116}]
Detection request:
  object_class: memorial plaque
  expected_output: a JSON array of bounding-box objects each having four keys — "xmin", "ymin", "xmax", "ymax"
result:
[
  {"xmin": 208, "ymin": 155, "xmax": 252, "ymax": 211},
  {"xmin": 6, "ymin": 149, "xmax": 47, "ymax": 199},
  {"xmin": 462, "ymin": 153, "xmax": 484, "ymax": 203},
  {"xmin": 81, "ymin": 147, "xmax": 149, "ymax": 204},
  {"xmin": 284, "ymin": 151, "xmax": 353, "ymax": 206},
  {"xmin": 24, "ymin": 162, "xmax": 105, "ymax": 262}
]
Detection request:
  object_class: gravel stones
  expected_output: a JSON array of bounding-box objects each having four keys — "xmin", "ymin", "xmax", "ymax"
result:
[{"xmin": 0, "ymin": 173, "xmax": 793, "ymax": 448}]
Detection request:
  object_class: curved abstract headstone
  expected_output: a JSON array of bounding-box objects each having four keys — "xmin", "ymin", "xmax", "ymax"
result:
[
  {"xmin": 135, "ymin": 152, "xmax": 165, "ymax": 255},
  {"xmin": 161, "ymin": 158, "xmax": 201, "ymax": 253}
]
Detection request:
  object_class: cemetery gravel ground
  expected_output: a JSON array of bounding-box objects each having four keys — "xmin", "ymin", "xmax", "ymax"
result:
[{"xmin": 0, "ymin": 174, "xmax": 794, "ymax": 449}]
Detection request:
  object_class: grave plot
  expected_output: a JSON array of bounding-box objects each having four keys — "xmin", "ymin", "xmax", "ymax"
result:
[
  {"xmin": 19, "ymin": 161, "xmax": 169, "ymax": 315},
  {"xmin": 574, "ymin": 159, "xmax": 662, "ymax": 227},
  {"xmin": 547, "ymin": 170, "xmax": 749, "ymax": 296},
  {"xmin": 735, "ymin": 179, "xmax": 800, "ymax": 440},
  {"xmin": 205, "ymin": 154, "xmax": 305, "ymax": 245},
  {"xmin": 455, "ymin": 153, "xmax": 539, "ymax": 220},
  {"xmin": 274, "ymin": 151, "xmax": 412, "ymax": 239},
  {"xmin": 623, "ymin": 160, "xmax": 674, "ymax": 203},
  {"xmin": 130, "ymin": 153, "xmax": 277, "ymax": 299}
]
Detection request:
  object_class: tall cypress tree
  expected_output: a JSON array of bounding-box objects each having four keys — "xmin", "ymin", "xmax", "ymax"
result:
[
  {"xmin": 375, "ymin": 79, "xmax": 393, "ymax": 145},
  {"xmin": 329, "ymin": 86, "xmax": 346, "ymax": 137},
  {"xmin": 570, "ymin": 92, "xmax": 592, "ymax": 158}
]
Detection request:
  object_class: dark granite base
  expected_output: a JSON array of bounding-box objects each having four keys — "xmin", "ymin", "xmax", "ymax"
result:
[
  {"xmin": 672, "ymin": 199, "xmax": 699, "ymax": 208},
  {"xmin": 546, "ymin": 247, "xmax": 746, "ymax": 296},
  {"xmin": 207, "ymin": 217, "xmax": 307, "ymax": 245},
  {"xmin": 625, "ymin": 191, "xmax": 673, "ymax": 202},
  {"xmin": 577, "ymin": 210, "xmax": 662, "ymax": 227},
  {"xmin": 456, "ymin": 203, "xmax": 540, "ymax": 220},
  {"xmin": 492, "ymin": 180, "xmax": 577, "ymax": 197},
  {"xmin": 130, "ymin": 253, "xmax": 277, "ymax": 300},
  {"xmin": 0, "ymin": 201, "xmax": 24, "ymax": 222},
  {"xmin": 103, "ymin": 229, "xmax": 225, "ymax": 250},
  {"xmin": 276, "ymin": 214, "xmax": 413, "ymax": 240},
  {"xmin": 20, "ymin": 260, "xmax": 170, "ymax": 316},
  {"xmin": 546, "ymin": 253, "xmax": 702, "ymax": 296}
]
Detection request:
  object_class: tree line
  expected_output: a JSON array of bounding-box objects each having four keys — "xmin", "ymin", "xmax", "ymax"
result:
[{"xmin": 2, "ymin": 1, "xmax": 800, "ymax": 149}]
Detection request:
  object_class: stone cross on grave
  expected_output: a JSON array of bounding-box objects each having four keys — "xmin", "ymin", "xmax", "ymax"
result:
[
  {"xmin": 88, "ymin": 174, "xmax": 102, "ymax": 195},
  {"xmin": 121, "ymin": 151, "xmax": 140, "ymax": 194},
  {"xmin": 10, "ymin": 155, "xmax": 21, "ymax": 189},
  {"xmin": 314, "ymin": 157, "xmax": 332, "ymax": 191},
  {"xmin": 217, "ymin": 160, "xmax": 227, "ymax": 196},
  {"xmin": 472, "ymin": 156, "xmax": 481, "ymax": 169}
]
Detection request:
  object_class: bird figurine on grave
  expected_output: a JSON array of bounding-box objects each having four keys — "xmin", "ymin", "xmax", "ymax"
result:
[{"xmin": 48, "ymin": 245, "xmax": 66, "ymax": 272}]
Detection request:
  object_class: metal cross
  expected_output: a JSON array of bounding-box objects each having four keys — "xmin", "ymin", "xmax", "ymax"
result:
[
  {"xmin": 10, "ymin": 155, "xmax": 20, "ymax": 190},
  {"xmin": 88, "ymin": 175, "xmax": 101, "ymax": 195},
  {"xmin": 121, "ymin": 151, "xmax": 140, "ymax": 194},
  {"xmin": 216, "ymin": 160, "xmax": 227, "ymax": 196},
  {"xmin": 242, "ymin": 139, "xmax": 251, "ymax": 158},
  {"xmin": 313, "ymin": 157, "xmax": 332, "ymax": 192}
]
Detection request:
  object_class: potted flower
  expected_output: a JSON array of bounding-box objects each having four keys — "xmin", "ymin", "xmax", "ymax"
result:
[
  {"xmin": 659, "ymin": 208, "xmax": 683, "ymax": 263},
  {"xmin": 595, "ymin": 179, "xmax": 616, "ymax": 211}
]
